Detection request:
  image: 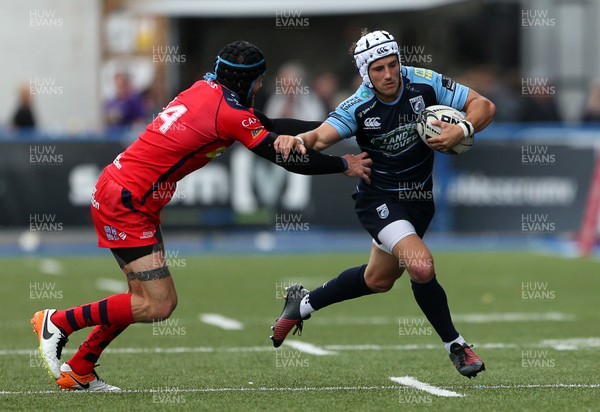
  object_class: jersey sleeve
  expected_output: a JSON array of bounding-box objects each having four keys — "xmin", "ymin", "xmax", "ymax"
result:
[
  {"xmin": 324, "ymin": 97, "xmax": 360, "ymax": 139},
  {"xmin": 408, "ymin": 67, "xmax": 470, "ymax": 111},
  {"xmin": 218, "ymin": 105, "xmax": 270, "ymax": 150}
]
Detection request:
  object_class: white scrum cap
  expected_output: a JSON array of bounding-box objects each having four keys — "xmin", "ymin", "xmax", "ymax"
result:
[{"xmin": 353, "ymin": 30, "xmax": 400, "ymax": 88}]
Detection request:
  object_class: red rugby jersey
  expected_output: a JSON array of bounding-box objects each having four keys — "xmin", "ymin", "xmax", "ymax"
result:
[{"xmin": 104, "ymin": 79, "xmax": 269, "ymax": 206}]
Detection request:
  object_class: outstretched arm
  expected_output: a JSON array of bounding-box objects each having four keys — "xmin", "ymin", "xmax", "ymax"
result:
[
  {"xmin": 274, "ymin": 122, "xmax": 343, "ymax": 159},
  {"xmin": 251, "ymin": 132, "xmax": 371, "ymax": 183},
  {"xmin": 253, "ymin": 109, "xmax": 322, "ymax": 136},
  {"xmin": 299, "ymin": 123, "xmax": 342, "ymax": 150}
]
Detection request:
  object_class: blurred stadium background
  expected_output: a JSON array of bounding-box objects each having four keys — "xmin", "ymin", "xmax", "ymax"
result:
[
  {"xmin": 2, "ymin": 1, "xmax": 600, "ymax": 409},
  {"xmin": 1, "ymin": 0, "xmax": 599, "ymax": 257}
]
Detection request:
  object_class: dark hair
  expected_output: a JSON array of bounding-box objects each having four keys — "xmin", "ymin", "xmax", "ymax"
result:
[
  {"xmin": 348, "ymin": 27, "xmax": 370, "ymax": 55},
  {"xmin": 215, "ymin": 40, "xmax": 266, "ymax": 106}
]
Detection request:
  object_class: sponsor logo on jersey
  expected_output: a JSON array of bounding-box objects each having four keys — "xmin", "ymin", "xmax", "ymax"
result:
[
  {"xmin": 112, "ymin": 153, "xmax": 123, "ymax": 170},
  {"xmin": 206, "ymin": 79, "xmax": 218, "ymax": 89},
  {"xmin": 441, "ymin": 75, "xmax": 455, "ymax": 91},
  {"xmin": 140, "ymin": 230, "xmax": 155, "ymax": 239},
  {"xmin": 371, "ymin": 125, "xmax": 419, "ymax": 153},
  {"xmin": 357, "ymin": 101, "xmax": 377, "ymax": 118},
  {"xmin": 91, "ymin": 186, "xmax": 100, "ymax": 210},
  {"xmin": 104, "ymin": 225, "xmax": 126, "ymax": 241},
  {"xmin": 360, "ymin": 90, "xmax": 373, "ymax": 99},
  {"xmin": 242, "ymin": 117, "xmax": 258, "ymax": 127},
  {"xmin": 376, "ymin": 204, "xmax": 389, "ymax": 219},
  {"xmin": 340, "ymin": 96, "xmax": 363, "ymax": 111},
  {"xmin": 409, "ymin": 95, "xmax": 426, "ymax": 114},
  {"xmin": 364, "ymin": 117, "xmax": 382, "ymax": 129},
  {"xmin": 251, "ymin": 127, "xmax": 265, "ymax": 139},
  {"xmin": 223, "ymin": 90, "xmax": 242, "ymax": 107},
  {"xmin": 413, "ymin": 68, "xmax": 433, "ymax": 81},
  {"xmin": 404, "ymin": 83, "xmax": 418, "ymax": 92}
]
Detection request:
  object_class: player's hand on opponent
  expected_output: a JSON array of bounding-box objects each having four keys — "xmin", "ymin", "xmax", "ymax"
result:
[
  {"xmin": 274, "ymin": 135, "xmax": 371, "ymax": 182},
  {"xmin": 427, "ymin": 120, "xmax": 465, "ymax": 153},
  {"xmin": 342, "ymin": 152, "xmax": 372, "ymax": 184},
  {"xmin": 274, "ymin": 134, "xmax": 306, "ymax": 159}
]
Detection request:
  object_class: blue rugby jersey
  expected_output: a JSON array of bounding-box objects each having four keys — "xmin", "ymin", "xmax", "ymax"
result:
[{"xmin": 326, "ymin": 66, "xmax": 469, "ymax": 194}]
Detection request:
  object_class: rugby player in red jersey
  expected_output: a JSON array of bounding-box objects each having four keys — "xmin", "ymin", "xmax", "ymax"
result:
[{"xmin": 30, "ymin": 40, "xmax": 372, "ymax": 391}]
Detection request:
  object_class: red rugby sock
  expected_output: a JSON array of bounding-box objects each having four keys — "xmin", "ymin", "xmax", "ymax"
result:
[
  {"xmin": 67, "ymin": 324, "xmax": 128, "ymax": 375},
  {"xmin": 50, "ymin": 293, "xmax": 134, "ymax": 335}
]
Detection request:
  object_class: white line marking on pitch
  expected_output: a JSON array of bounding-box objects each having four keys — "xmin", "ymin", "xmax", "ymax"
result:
[
  {"xmin": 450, "ymin": 384, "xmax": 600, "ymax": 389},
  {"xmin": 452, "ymin": 312, "xmax": 574, "ymax": 323},
  {"xmin": 199, "ymin": 314, "xmax": 243, "ymax": 330},
  {"xmin": 0, "ymin": 385, "xmax": 398, "ymax": 395},
  {"xmin": 540, "ymin": 338, "xmax": 600, "ymax": 351},
  {"xmin": 38, "ymin": 259, "xmax": 64, "ymax": 276},
  {"xmin": 0, "ymin": 347, "xmax": 270, "ymax": 356},
  {"xmin": 95, "ymin": 278, "xmax": 127, "ymax": 293},
  {"xmin": 390, "ymin": 376, "xmax": 464, "ymax": 398},
  {"xmin": 283, "ymin": 340, "xmax": 337, "ymax": 355},
  {"xmin": 3, "ymin": 383, "xmax": 600, "ymax": 395},
  {"xmin": 5, "ymin": 335, "xmax": 600, "ymax": 357},
  {"xmin": 309, "ymin": 312, "xmax": 574, "ymax": 326},
  {"xmin": 324, "ymin": 343, "xmax": 520, "ymax": 351}
]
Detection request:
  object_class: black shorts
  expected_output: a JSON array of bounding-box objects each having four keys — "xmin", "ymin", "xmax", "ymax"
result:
[
  {"xmin": 352, "ymin": 187, "xmax": 435, "ymax": 244},
  {"xmin": 111, "ymin": 227, "xmax": 164, "ymax": 268}
]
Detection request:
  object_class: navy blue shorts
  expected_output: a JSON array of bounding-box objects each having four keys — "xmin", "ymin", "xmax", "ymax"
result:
[{"xmin": 352, "ymin": 187, "xmax": 435, "ymax": 244}]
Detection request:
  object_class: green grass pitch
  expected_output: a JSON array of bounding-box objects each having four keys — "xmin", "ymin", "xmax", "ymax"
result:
[{"xmin": 1, "ymin": 252, "xmax": 599, "ymax": 411}]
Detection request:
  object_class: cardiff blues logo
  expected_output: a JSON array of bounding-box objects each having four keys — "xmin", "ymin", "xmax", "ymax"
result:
[
  {"xmin": 409, "ymin": 95, "xmax": 425, "ymax": 114},
  {"xmin": 376, "ymin": 203, "xmax": 389, "ymax": 219}
]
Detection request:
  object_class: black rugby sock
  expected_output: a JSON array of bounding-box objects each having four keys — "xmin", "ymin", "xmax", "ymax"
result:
[
  {"xmin": 308, "ymin": 265, "xmax": 375, "ymax": 310},
  {"xmin": 411, "ymin": 276, "xmax": 459, "ymax": 342}
]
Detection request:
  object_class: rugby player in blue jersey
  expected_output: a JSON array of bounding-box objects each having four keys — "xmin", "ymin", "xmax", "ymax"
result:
[{"xmin": 270, "ymin": 29, "xmax": 495, "ymax": 378}]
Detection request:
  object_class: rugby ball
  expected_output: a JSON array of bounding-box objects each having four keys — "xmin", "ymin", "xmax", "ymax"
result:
[{"xmin": 416, "ymin": 105, "xmax": 473, "ymax": 155}]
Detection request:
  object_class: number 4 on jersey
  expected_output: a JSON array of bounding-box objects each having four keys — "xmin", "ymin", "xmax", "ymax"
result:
[{"xmin": 158, "ymin": 104, "xmax": 187, "ymax": 133}]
